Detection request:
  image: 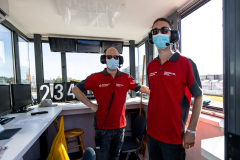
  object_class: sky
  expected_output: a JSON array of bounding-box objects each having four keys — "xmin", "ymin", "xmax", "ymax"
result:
[
  {"xmin": 0, "ymin": 0, "xmax": 223, "ymax": 82},
  {"xmin": 181, "ymin": 0, "xmax": 223, "ymax": 75}
]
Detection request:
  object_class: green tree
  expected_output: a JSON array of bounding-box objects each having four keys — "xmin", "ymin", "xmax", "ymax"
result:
[{"xmin": 54, "ymin": 76, "xmax": 62, "ymax": 83}]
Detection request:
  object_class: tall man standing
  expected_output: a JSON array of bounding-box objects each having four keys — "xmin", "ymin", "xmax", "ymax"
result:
[
  {"xmin": 73, "ymin": 47, "xmax": 150, "ymax": 160},
  {"xmin": 146, "ymin": 18, "xmax": 203, "ymax": 160}
]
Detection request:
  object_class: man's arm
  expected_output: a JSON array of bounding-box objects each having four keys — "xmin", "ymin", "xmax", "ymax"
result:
[
  {"xmin": 138, "ymin": 85, "xmax": 150, "ymax": 94},
  {"xmin": 182, "ymin": 95, "xmax": 203, "ymax": 149},
  {"xmin": 72, "ymin": 86, "xmax": 98, "ymax": 112}
]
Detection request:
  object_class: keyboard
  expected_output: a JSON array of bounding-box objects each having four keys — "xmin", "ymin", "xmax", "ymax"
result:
[{"xmin": 0, "ymin": 128, "xmax": 21, "ymax": 140}]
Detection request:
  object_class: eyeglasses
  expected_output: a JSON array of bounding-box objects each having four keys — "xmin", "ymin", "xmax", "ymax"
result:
[
  {"xmin": 106, "ymin": 55, "xmax": 120, "ymax": 60},
  {"xmin": 151, "ymin": 27, "xmax": 171, "ymax": 35}
]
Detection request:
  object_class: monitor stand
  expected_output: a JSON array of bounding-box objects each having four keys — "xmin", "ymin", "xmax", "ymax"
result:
[{"xmin": 12, "ymin": 106, "xmax": 34, "ymax": 113}]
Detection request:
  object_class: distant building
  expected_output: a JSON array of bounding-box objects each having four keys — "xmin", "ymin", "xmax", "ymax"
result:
[{"xmin": 200, "ymin": 74, "xmax": 223, "ymax": 81}]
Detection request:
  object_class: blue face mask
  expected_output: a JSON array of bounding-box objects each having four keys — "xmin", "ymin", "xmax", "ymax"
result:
[
  {"xmin": 152, "ymin": 33, "xmax": 170, "ymax": 50},
  {"xmin": 106, "ymin": 58, "xmax": 119, "ymax": 70}
]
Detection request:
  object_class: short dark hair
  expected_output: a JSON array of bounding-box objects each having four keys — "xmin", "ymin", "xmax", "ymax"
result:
[{"xmin": 152, "ymin": 18, "xmax": 173, "ymax": 29}]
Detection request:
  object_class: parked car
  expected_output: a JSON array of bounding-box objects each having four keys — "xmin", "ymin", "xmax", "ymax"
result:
[{"xmin": 191, "ymin": 97, "xmax": 211, "ymax": 105}]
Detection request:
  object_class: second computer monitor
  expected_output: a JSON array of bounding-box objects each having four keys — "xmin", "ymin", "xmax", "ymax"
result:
[
  {"xmin": 11, "ymin": 84, "xmax": 32, "ymax": 111},
  {"xmin": 0, "ymin": 85, "xmax": 11, "ymax": 116}
]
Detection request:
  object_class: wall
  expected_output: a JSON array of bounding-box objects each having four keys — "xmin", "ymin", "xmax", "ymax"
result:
[{"xmin": 186, "ymin": 114, "xmax": 224, "ymax": 160}]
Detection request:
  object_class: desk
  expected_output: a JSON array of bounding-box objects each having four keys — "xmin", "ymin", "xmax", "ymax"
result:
[
  {"xmin": 201, "ymin": 136, "xmax": 224, "ymax": 160},
  {"xmin": 0, "ymin": 106, "xmax": 62, "ymax": 160},
  {"xmin": 0, "ymin": 98, "xmax": 147, "ymax": 160}
]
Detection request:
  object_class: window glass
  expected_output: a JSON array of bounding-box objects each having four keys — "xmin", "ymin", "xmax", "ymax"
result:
[
  {"xmin": 153, "ymin": 45, "xmax": 158, "ymax": 59},
  {"xmin": 135, "ymin": 47, "xmax": 139, "ymax": 83},
  {"xmin": 42, "ymin": 43, "xmax": 62, "ymax": 83},
  {"xmin": 138, "ymin": 44, "xmax": 146, "ymax": 86},
  {"xmin": 42, "ymin": 43, "xmax": 62, "ymax": 97},
  {"xmin": 66, "ymin": 46, "xmax": 129, "ymax": 82},
  {"xmin": 182, "ymin": 0, "xmax": 223, "ymax": 108},
  {"xmin": 29, "ymin": 42, "xmax": 37, "ymax": 99},
  {"xmin": 66, "ymin": 53, "xmax": 105, "ymax": 82},
  {"xmin": 0, "ymin": 24, "xmax": 14, "ymax": 84},
  {"xmin": 19, "ymin": 37, "xmax": 30, "ymax": 84},
  {"xmin": 119, "ymin": 46, "xmax": 130, "ymax": 74}
]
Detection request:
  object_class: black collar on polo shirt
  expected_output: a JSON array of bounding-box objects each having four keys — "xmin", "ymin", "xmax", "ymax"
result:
[
  {"xmin": 154, "ymin": 52, "xmax": 180, "ymax": 62},
  {"xmin": 102, "ymin": 68, "xmax": 121, "ymax": 76}
]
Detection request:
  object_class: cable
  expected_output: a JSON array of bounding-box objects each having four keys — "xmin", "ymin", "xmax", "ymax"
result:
[{"xmin": 100, "ymin": 75, "xmax": 118, "ymax": 130}]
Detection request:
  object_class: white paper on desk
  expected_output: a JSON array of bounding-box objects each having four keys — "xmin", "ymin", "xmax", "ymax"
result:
[{"xmin": 12, "ymin": 118, "xmax": 52, "ymax": 126}]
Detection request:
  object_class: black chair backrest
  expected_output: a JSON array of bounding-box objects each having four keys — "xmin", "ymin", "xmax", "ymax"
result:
[{"xmin": 132, "ymin": 116, "xmax": 147, "ymax": 144}]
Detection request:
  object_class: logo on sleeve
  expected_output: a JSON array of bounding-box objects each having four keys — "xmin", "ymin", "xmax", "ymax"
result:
[
  {"xmin": 99, "ymin": 84, "xmax": 110, "ymax": 87},
  {"xmin": 164, "ymin": 71, "xmax": 176, "ymax": 76},
  {"xmin": 150, "ymin": 72, "xmax": 157, "ymax": 77}
]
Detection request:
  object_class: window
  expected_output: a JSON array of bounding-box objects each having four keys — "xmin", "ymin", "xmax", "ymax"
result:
[
  {"xmin": 18, "ymin": 37, "xmax": 30, "ymax": 84},
  {"xmin": 66, "ymin": 46, "xmax": 130, "ymax": 82},
  {"xmin": 138, "ymin": 44, "xmax": 147, "ymax": 86},
  {"xmin": 42, "ymin": 43, "xmax": 62, "ymax": 83},
  {"xmin": 66, "ymin": 53, "xmax": 105, "ymax": 82},
  {"xmin": 29, "ymin": 42, "xmax": 37, "ymax": 99},
  {"xmin": 0, "ymin": 24, "xmax": 14, "ymax": 84},
  {"xmin": 42, "ymin": 43, "xmax": 62, "ymax": 97},
  {"xmin": 135, "ymin": 47, "xmax": 139, "ymax": 83},
  {"xmin": 181, "ymin": 0, "xmax": 223, "ymax": 113},
  {"xmin": 153, "ymin": 45, "xmax": 158, "ymax": 59},
  {"xmin": 119, "ymin": 46, "xmax": 130, "ymax": 74}
]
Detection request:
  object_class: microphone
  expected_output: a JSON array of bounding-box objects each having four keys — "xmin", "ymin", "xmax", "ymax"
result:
[{"xmin": 166, "ymin": 43, "xmax": 171, "ymax": 46}]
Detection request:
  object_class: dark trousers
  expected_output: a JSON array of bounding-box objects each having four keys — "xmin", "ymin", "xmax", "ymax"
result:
[
  {"xmin": 95, "ymin": 128, "xmax": 125, "ymax": 160},
  {"xmin": 147, "ymin": 134, "xmax": 185, "ymax": 160}
]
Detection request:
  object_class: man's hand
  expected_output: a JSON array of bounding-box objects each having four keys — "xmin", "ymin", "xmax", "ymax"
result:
[
  {"xmin": 139, "ymin": 85, "xmax": 150, "ymax": 94},
  {"xmin": 89, "ymin": 103, "xmax": 98, "ymax": 112},
  {"xmin": 182, "ymin": 131, "xmax": 196, "ymax": 149}
]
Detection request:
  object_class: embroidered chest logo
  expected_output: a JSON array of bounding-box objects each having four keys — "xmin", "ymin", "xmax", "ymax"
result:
[
  {"xmin": 149, "ymin": 72, "xmax": 157, "ymax": 77},
  {"xmin": 99, "ymin": 84, "xmax": 110, "ymax": 87},
  {"xmin": 116, "ymin": 83, "xmax": 124, "ymax": 87},
  {"xmin": 164, "ymin": 71, "xmax": 176, "ymax": 76}
]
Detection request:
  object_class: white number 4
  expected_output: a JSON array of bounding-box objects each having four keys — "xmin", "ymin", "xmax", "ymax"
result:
[{"xmin": 67, "ymin": 83, "xmax": 75, "ymax": 99}]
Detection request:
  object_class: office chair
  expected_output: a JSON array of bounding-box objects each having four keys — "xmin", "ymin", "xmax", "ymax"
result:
[{"xmin": 121, "ymin": 116, "xmax": 147, "ymax": 160}]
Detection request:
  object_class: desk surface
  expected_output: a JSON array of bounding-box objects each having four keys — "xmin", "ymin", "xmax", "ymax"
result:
[
  {"xmin": 0, "ymin": 106, "xmax": 62, "ymax": 160},
  {"xmin": 0, "ymin": 97, "xmax": 147, "ymax": 160},
  {"xmin": 201, "ymin": 136, "xmax": 224, "ymax": 160},
  {"xmin": 58, "ymin": 97, "xmax": 148, "ymax": 110}
]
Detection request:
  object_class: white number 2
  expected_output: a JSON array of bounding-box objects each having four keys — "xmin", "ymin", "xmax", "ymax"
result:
[
  {"xmin": 67, "ymin": 83, "xmax": 75, "ymax": 99},
  {"xmin": 54, "ymin": 84, "xmax": 63, "ymax": 100},
  {"xmin": 40, "ymin": 85, "xmax": 50, "ymax": 101}
]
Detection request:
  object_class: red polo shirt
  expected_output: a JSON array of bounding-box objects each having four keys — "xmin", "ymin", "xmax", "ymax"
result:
[
  {"xmin": 147, "ymin": 52, "xmax": 202, "ymax": 144},
  {"xmin": 76, "ymin": 68, "xmax": 141, "ymax": 129}
]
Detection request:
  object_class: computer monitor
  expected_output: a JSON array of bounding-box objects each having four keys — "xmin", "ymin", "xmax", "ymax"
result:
[
  {"xmin": 77, "ymin": 40, "xmax": 101, "ymax": 53},
  {"xmin": 49, "ymin": 37, "xmax": 76, "ymax": 52},
  {"xmin": 0, "ymin": 85, "xmax": 11, "ymax": 116},
  {"xmin": 11, "ymin": 84, "xmax": 32, "ymax": 112}
]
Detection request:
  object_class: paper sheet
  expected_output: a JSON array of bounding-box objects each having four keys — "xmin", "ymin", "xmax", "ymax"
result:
[{"xmin": 12, "ymin": 118, "xmax": 52, "ymax": 126}]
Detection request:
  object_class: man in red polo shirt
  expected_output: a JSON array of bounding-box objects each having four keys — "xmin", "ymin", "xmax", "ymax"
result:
[
  {"xmin": 72, "ymin": 47, "xmax": 150, "ymax": 160},
  {"xmin": 147, "ymin": 18, "xmax": 203, "ymax": 160}
]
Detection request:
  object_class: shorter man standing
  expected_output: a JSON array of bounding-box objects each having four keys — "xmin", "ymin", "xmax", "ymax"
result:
[{"xmin": 73, "ymin": 47, "xmax": 150, "ymax": 160}]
